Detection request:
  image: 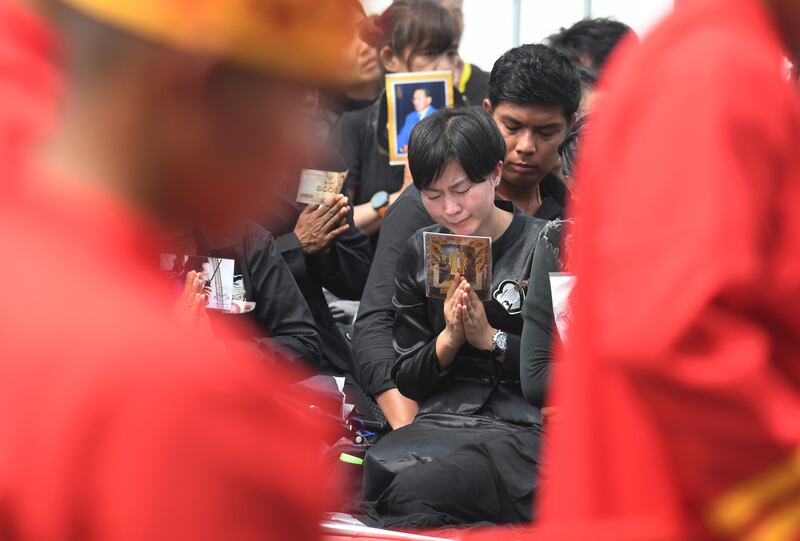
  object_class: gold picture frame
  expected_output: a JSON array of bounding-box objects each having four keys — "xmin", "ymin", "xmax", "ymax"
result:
[{"xmin": 385, "ymin": 71, "xmax": 454, "ymax": 165}]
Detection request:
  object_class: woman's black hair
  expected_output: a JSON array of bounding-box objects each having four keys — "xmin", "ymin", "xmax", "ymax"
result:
[
  {"xmin": 360, "ymin": 0, "xmax": 458, "ymax": 69},
  {"xmin": 408, "ymin": 107, "xmax": 506, "ymax": 190}
]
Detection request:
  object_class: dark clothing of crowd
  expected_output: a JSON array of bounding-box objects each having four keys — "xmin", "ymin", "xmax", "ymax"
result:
[{"xmin": 354, "ymin": 177, "xmax": 567, "ymax": 400}]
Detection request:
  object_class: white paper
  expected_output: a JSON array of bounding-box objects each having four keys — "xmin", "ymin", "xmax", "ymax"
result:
[
  {"xmin": 203, "ymin": 257, "xmax": 235, "ymax": 311},
  {"xmin": 160, "ymin": 254, "xmax": 235, "ymax": 312},
  {"xmin": 549, "ymin": 273, "xmax": 576, "ymax": 343}
]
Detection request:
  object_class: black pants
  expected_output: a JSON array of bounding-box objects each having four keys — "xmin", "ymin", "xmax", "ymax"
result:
[{"xmin": 360, "ymin": 414, "xmax": 542, "ymax": 528}]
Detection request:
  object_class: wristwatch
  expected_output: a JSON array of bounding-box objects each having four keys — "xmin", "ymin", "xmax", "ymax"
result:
[
  {"xmin": 491, "ymin": 329, "xmax": 508, "ymax": 359},
  {"xmin": 370, "ymin": 190, "xmax": 390, "ymax": 218}
]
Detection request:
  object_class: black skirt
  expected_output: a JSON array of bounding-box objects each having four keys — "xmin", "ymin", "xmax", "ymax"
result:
[{"xmin": 359, "ymin": 413, "xmax": 542, "ymax": 528}]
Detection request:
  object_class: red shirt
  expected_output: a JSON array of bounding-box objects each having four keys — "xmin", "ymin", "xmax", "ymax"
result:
[
  {"xmin": 0, "ymin": 5, "xmax": 334, "ymax": 540},
  {"xmin": 539, "ymin": 0, "xmax": 800, "ymax": 539},
  {"xmin": 0, "ymin": 0, "xmax": 61, "ymax": 197}
]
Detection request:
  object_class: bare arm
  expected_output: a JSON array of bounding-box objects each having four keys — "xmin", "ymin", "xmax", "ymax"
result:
[
  {"xmin": 353, "ymin": 164, "xmax": 413, "ymax": 235},
  {"xmin": 375, "ymin": 388, "xmax": 418, "ymax": 429}
]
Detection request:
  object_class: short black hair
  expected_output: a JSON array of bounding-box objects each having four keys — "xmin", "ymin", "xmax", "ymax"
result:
[
  {"xmin": 547, "ymin": 18, "xmax": 634, "ymax": 72},
  {"xmin": 408, "ymin": 107, "xmax": 505, "ymax": 190},
  {"xmin": 412, "ymin": 87, "xmax": 431, "ymax": 98},
  {"xmin": 488, "ymin": 43, "xmax": 581, "ymax": 120}
]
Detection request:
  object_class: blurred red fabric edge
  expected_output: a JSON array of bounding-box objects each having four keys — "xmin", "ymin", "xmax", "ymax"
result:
[
  {"xmin": 539, "ymin": 0, "xmax": 800, "ymax": 539},
  {"xmin": 0, "ymin": 2, "xmax": 337, "ymax": 540},
  {"xmin": 0, "ymin": 0, "xmax": 61, "ymax": 196}
]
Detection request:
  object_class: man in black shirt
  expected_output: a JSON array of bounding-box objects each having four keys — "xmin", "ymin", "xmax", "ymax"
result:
[
  {"xmin": 190, "ymin": 224, "xmax": 323, "ymax": 373},
  {"xmin": 546, "ymin": 18, "xmax": 636, "ymax": 117},
  {"xmin": 352, "ymin": 43, "xmax": 581, "ymax": 428},
  {"xmin": 266, "ymin": 172, "xmax": 372, "ymax": 377}
]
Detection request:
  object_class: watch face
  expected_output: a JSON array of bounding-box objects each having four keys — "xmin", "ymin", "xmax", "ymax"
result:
[
  {"xmin": 496, "ymin": 332, "xmax": 508, "ymax": 351},
  {"xmin": 370, "ymin": 190, "xmax": 389, "ymax": 209}
]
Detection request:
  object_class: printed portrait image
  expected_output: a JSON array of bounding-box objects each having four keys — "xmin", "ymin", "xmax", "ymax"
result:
[
  {"xmin": 424, "ymin": 232, "xmax": 492, "ymax": 300},
  {"xmin": 386, "ymin": 71, "xmax": 454, "ymax": 164}
]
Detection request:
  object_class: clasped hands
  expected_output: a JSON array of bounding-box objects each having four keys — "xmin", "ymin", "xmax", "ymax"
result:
[{"xmin": 439, "ymin": 274, "xmax": 496, "ymax": 354}]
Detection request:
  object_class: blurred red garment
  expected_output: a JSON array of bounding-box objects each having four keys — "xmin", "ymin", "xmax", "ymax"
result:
[
  {"xmin": 0, "ymin": 4, "xmax": 332, "ymax": 541},
  {"xmin": 0, "ymin": 0, "xmax": 61, "ymax": 197},
  {"xmin": 539, "ymin": 0, "xmax": 800, "ymax": 539}
]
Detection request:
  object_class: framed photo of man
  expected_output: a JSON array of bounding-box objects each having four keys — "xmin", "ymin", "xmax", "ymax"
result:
[{"xmin": 385, "ymin": 71, "xmax": 454, "ymax": 165}]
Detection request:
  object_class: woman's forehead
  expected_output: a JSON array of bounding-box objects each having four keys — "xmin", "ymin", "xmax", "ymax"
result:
[{"xmin": 429, "ymin": 162, "xmax": 469, "ymax": 188}]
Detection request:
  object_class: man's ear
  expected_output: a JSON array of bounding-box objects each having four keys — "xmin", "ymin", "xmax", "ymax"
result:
[
  {"xmin": 380, "ymin": 46, "xmax": 405, "ymax": 72},
  {"xmin": 482, "ymin": 98, "xmax": 493, "ymax": 113}
]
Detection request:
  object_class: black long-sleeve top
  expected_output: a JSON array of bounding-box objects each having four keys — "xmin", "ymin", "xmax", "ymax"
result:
[
  {"xmin": 520, "ymin": 220, "xmax": 568, "ymax": 407},
  {"xmin": 330, "ymin": 92, "xmax": 404, "ymax": 208},
  {"xmin": 202, "ymin": 222, "xmax": 321, "ymax": 369},
  {"xmin": 353, "ymin": 176, "xmax": 567, "ymax": 398},
  {"xmin": 352, "ymin": 186, "xmax": 435, "ymax": 395},
  {"xmin": 266, "ymin": 195, "xmax": 372, "ymax": 375},
  {"xmin": 390, "ymin": 210, "xmax": 552, "ymax": 426}
]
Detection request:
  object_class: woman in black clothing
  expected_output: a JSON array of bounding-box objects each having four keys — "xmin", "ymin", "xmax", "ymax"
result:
[
  {"xmin": 352, "ymin": 43, "xmax": 580, "ymax": 430},
  {"xmin": 331, "ymin": 0, "xmax": 460, "ymax": 240},
  {"xmin": 362, "ymin": 107, "xmax": 556, "ymax": 527}
]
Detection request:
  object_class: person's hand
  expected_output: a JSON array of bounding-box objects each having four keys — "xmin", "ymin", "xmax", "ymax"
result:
[
  {"xmin": 441, "ymin": 274, "xmax": 467, "ymax": 349},
  {"xmin": 174, "ymin": 270, "xmax": 211, "ymax": 332},
  {"xmin": 293, "ymin": 194, "xmax": 350, "ymax": 255},
  {"xmin": 435, "ymin": 275, "xmax": 468, "ymax": 370},
  {"xmin": 460, "ymin": 282, "xmax": 496, "ymax": 352}
]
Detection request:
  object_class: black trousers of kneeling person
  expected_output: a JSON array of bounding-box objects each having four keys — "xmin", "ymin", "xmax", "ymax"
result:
[{"xmin": 359, "ymin": 413, "xmax": 542, "ymax": 528}]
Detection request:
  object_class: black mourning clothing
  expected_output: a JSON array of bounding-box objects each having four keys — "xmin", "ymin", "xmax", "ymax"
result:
[
  {"xmin": 520, "ymin": 220, "xmax": 567, "ymax": 407},
  {"xmin": 266, "ymin": 193, "xmax": 372, "ymax": 376},
  {"xmin": 360, "ymin": 210, "xmax": 557, "ymax": 527},
  {"xmin": 391, "ymin": 211, "xmax": 546, "ymax": 422},
  {"xmin": 353, "ymin": 175, "xmax": 567, "ymax": 398},
  {"xmin": 330, "ymin": 92, "xmax": 404, "ymax": 209},
  {"xmin": 201, "ymin": 222, "xmax": 321, "ymax": 370}
]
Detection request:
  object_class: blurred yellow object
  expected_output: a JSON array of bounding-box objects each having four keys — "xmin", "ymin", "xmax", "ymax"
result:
[{"xmin": 61, "ymin": 0, "xmax": 355, "ymax": 83}]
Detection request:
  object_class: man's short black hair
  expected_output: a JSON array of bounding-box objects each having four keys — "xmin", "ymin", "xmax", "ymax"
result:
[
  {"xmin": 488, "ymin": 43, "xmax": 581, "ymax": 120},
  {"xmin": 547, "ymin": 18, "xmax": 634, "ymax": 73},
  {"xmin": 413, "ymin": 87, "xmax": 431, "ymax": 97},
  {"xmin": 408, "ymin": 107, "xmax": 505, "ymax": 190}
]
